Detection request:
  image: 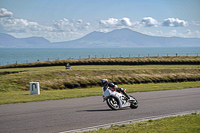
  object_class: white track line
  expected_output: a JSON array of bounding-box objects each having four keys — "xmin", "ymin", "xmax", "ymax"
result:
[{"xmin": 60, "ymin": 109, "xmax": 200, "ymax": 133}]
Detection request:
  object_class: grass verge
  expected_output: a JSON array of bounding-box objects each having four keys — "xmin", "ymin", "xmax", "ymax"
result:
[
  {"xmin": 84, "ymin": 113, "xmax": 200, "ymax": 133},
  {"xmin": 0, "ymin": 81, "xmax": 199, "ymax": 105},
  {"xmin": 0, "ymin": 65, "xmax": 200, "ymax": 91}
]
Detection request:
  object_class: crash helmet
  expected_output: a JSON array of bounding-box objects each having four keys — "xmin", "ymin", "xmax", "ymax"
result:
[
  {"xmin": 101, "ymin": 79, "xmax": 108, "ymax": 86},
  {"xmin": 108, "ymin": 82, "xmax": 118, "ymax": 90}
]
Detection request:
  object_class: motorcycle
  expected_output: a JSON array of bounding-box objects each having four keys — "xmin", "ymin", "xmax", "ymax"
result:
[{"xmin": 102, "ymin": 87, "xmax": 138, "ymax": 110}]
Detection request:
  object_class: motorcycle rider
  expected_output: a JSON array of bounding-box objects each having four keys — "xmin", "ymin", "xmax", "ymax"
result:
[{"xmin": 101, "ymin": 79, "xmax": 130, "ymax": 100}]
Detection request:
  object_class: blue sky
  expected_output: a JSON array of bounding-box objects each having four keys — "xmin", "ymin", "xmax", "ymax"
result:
[{"xmin": 0, "ymin": 0, "xmax": 200, "ymax": 42}]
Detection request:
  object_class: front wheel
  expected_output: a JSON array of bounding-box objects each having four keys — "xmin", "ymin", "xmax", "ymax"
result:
[
  {"xmin": 129, "ymin": 96, "xmax": 138, "ymax": 109},
  {"xmin": 106, "ymin": 96, "xmax": 120, "ymax": 110}
]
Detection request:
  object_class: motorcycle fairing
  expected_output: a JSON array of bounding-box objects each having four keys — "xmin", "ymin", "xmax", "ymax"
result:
[{"xmin": 102, "ymin": 88, "xmax": 130, "ymax": 108}]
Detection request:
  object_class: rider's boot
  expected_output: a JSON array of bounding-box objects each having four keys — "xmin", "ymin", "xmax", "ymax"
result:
[
  {"xmin": 119, "ymin": 88, "xmax": 135, "ymax": 102},
  {"xmin": 120, "ymin": 89, "xmax": 130, "ymax": 99},
  {"xmin": 120, "ymin": 89, "xmax": 135, "ymax": 102}
]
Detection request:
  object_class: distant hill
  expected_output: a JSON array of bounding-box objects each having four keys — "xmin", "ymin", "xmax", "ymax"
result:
[
  {"xmin": 53, "ymin": 28, "xmax": 200, "ymax": 48},
  {"xmin": 0, "ymin": 28, "xmax": 200, "ymax": 48},
  {"xmin": 0, "ymin": 33, "xmax": 51, "ymax": 48}
]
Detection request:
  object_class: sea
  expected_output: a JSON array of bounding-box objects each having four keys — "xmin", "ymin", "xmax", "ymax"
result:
[{"xmin": 0, "ymin": 47, "xmax": 200, "ymax": 65}]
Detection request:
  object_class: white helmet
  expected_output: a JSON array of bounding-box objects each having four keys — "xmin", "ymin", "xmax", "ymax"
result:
[{"xmin": 101, "ymin": 79, "xmax": 108, "ymax": 86}]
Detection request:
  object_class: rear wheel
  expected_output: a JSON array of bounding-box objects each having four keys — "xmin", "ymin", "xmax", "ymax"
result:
[
  {"xmin": 129, "ymin": 96, "xmax": 138, "ymax": 109},
  {"xmin": 106, "ymin": 96, "xmax": 120, "ymax": 110}
]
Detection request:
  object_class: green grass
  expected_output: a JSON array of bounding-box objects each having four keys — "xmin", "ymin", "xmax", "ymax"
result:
[
  {"xmin": 0, "ymin": 65, "xmax": 200, "ymax": 92},
  {"xmin": 0, "ymin": 81, "xmax": 199, "ymax": 105},
  {"xmin": 0, "ymin": 64, "xmax": 200, "ymax": 104},
  {"xmin": 85, "ymin": 113, "xmax": 200, "ymax": 133}
]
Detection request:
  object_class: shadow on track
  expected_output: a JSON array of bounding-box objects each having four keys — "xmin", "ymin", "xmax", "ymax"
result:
[
  {"xmin": 77, "ymin": 109, "xmax": 112, "ymax": 112},
  {"xmin": 78, "ymin": 107, "xmax": 130, "ymax": 112}
]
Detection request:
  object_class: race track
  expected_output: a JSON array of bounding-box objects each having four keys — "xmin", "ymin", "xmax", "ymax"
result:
[{"xmin": 0, "ymin": 88, "xmax": 200, "ymax": 133}]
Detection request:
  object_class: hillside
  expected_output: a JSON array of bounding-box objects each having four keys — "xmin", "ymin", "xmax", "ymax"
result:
[
  {"xmin": 1, "ymin": 28, "xmax": 200, "ymax": 48},
  {"xmin": 0, "ymin": 33, "xmax": 51, "ymax": 48},
  {"xmin": 53, "ymin": 28, "xmax": 200, "ymax": 47}
]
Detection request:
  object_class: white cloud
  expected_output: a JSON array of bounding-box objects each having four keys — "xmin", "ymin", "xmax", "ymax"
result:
[
  {"xmin": 142, "ymin": 30, "xmax": 155, "ymax": 36},
  {"xmin": 1, "ymin": 8, "xmax": 200, "ymax": 42},
  {"xmin": 99, "ymin": 17, "xmax": 134, "ymax": 28},
  {"xmin": 191, "ymin": 20, "xmax": 200, "ymax": 26},
  {"xmin": 159, "ymin": 29, "xmax": 200, "ymax": 38},
  {"xmin": 99, "ymin": 17, "xmax": 159, "ymax": 29},
  {"xmin": 132, "ymin": 21, "xmax": 140, "ymax": 27},
  {"xmin": 0, "ymin": 8, "xmax": 54, "ymax": 33},
  {"xmin": 99, "ymin": 18, "xmax": 119, "ymax": 28},
  {"xmin": 41, "ymin": 31, "xmax": 83, "ymax": 42},
  {"xmin": 170, "ymin": 29, "xmax": 177, "ymax": 35},
  {"xmin": 0, "ymin": 12, "xmax": 91, "ymax": 42},
  {"xmin": 194, "ymin": 30, "xmax": 200, "ymax": 38},
  {"xmin": 0, "ymin": 8, "xmax": 13, "ymax": 17},
  {"xmin": 141, "ymin": 17, "xmax": 158, "ymax": 27},
  {"xmin": 0, "ymin": 17, "xmax": 53, "ymax": 32},
  {"xmin": 185, "ymin": 29, "xmax": 192, "ymax": 35},
  {"xmin": 156, "ymin": 30, "xmax": 163, "ymax": 35},
  {"xmin": 183, "ymin": 29, "xmax": 200, "ymax": 38},
  {"xmin": 194, "ymin": 30, "xmax": 200, "ymax": 34},
  {"xmin": 120, "ymin": 17, "xmax": 132, "ymax": 26},
  {"xmin": 53, "ymin": 18, "xmax": 91, "ymax": 32},
  {"xmin": 163, "ymin": 18, "xmax": 188, "ymax": 27},
  {"xmin": 99, "ymin": 28, "xmax": 109, "ymax": 33}
]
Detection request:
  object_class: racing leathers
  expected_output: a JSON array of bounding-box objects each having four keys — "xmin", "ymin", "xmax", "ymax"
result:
[{"xmin": 103, "ymin": 82, "xmax": 130, "ymax": 100}]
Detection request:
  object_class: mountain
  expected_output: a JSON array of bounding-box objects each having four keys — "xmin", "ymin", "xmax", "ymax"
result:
[
  {"xmin": 53, "ymin": 28, "xmax": 200, "ymax": 48},
  {"xmin": 0, "ymin": 28, "xmax": 200, "ymax": 48},
  {"xmin": 0, "ymin": 33, "xmax": 51, "ymax": 48}
]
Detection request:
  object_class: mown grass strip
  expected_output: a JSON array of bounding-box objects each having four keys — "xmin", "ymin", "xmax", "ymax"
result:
[
  {"xmin": 0, "ymin": 81, "xmax": 199, "ymax": 105},
  {"xmin": 84, "ymin": 113, "xmax": 200, "ymax": 133}
]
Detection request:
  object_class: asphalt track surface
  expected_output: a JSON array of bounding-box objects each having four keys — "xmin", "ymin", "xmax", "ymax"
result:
[{"xmin": 0, "ymin": 88, "xmax": 200, "ymax": 133}]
